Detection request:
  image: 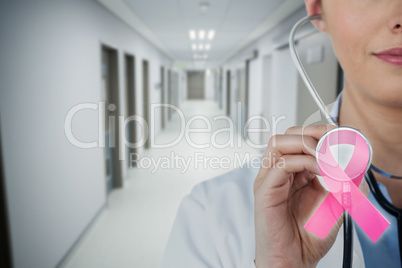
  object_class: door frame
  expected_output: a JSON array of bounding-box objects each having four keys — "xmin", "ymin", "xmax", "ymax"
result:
[
  {"xmin": 172, "ymin": 71, "xmax": 180, "ymax": 106},
  {"xmin": 125, "ymin": 54, "xmax": 136, "ymax": 168},
  {"xmin": 226, "ymin": 70, "xmax": 231, "ymax": 116},
  {"xmin": 167, "ymin": 69, "xmax": 172, "ymax": 120},
  {"xmin": 142, "ymin": 60, "xmax": 150, "ymax": 149},
  {"xmin": 101, "ymin": 44, "xmax": 123, "ymax": 191},
  {"xmin": 161, "ymin": 66, "xmax": 165, "ymax": 129},
  {"xmin": 219, "ymin": 69, "xmax": 223, "ymax": 109}
]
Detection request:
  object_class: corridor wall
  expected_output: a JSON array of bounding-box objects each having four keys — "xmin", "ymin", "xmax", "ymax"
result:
[{"xmin": 0, "ymin": 0, "xmax": 172, "ymax": 267}]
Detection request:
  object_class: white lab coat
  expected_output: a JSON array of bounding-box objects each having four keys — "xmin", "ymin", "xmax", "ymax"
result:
[{"xmin": 160, "ymin": 160, "xmax": 365, "ymax": 268}]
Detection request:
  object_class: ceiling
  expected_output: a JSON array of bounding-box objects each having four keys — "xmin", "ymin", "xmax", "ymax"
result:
[{"xmin": 98, "ymin": 0, "xmax": 304, "ymax": 68}]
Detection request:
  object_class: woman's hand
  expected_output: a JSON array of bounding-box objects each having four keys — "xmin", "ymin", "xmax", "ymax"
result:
[{"xmin": 253, "ymin": 125, "xmax": 342, "ymax": 268}]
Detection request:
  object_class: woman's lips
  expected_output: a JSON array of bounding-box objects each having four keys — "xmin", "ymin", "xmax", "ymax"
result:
[{"xmin": 374, "ymin": 47, "xmax": 402, "ymax": 66}]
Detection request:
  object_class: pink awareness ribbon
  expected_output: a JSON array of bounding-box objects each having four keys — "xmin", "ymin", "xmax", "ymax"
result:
[{"xmin": 304, "ymin": 127, "xmax": 390, "ymax": 243}]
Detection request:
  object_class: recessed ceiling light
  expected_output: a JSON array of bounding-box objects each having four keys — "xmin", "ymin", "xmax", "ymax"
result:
[
  {"xmin": 199, "ymin": 30, "xmax": 205, "ymax": 40},
  {"xmin": 189, "ymin": 30, "xmax": 196, "ymax": 40},
  {"xmin": 208, "ymin": 30, "xmax": 215, "ymax": 40},
  {"xmin": 205, "ymin": 44, "xmax": 211, "ymax": 50},
  {"xmin": 192, "ymin": 44, "xmax": 197, "ymax": 51},
  {"xmin": 199, "ymin": 44, "xmax": 204, "ymax": 50}
]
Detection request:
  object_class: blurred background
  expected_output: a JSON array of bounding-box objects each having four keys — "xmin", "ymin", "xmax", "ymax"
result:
[{"xmin": 0, "ymin": 0, "xmax": 343, "ymax": 267}]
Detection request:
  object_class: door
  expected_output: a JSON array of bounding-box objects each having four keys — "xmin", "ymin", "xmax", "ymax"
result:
[
  {"xmin": 167, "ymin": 69, "xmax": 172, "ymax": 120},
  {"xmin": 187, "ymin": 71, "xmax": 205, "ymax": 99},
  {"xmin": 226, "ymin": 70, "xmax": 231, "ymax": 116},
  {"xmin": 102, "ymin": 45, "xmax": 123, "ymax": 193},
  {"xmin": 125, "ymin": 54, "xmax": 136, "ymax": 167},
  {"xmin": 219, "ymin": 69, "xmax": 223, "ymax": 109},
  {"xmin": 172, "ymin": 72, "xmax": 179, "ymax": 107},
  {"xmin": 235, "ymin": 66, "xmax": 247, "ymax": 137},
  {"xmin": 142, "ymin": 60, "xmax": 150, "ymax": 149},
  {"xmin": 161, "ymin": 66, "xmax": 165, "ymax": 129}
]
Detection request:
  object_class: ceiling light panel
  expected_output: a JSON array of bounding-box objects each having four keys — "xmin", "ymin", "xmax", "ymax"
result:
[
  {"xmin": 189, "ymin": 30, "xmax": 196, "ymax": 40},
  {"xmin": 208, "ymin": 30, "xmax": 215, "ymax": 40},
  {"xmin": 199, "ymin": 30, "xmax": 205, "ymax": 40}
]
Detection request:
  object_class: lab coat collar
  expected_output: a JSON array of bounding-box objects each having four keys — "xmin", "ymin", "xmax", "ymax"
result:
[{"xmin": 331, "ymin": 92, "xmax": 342, "ymax": 124}]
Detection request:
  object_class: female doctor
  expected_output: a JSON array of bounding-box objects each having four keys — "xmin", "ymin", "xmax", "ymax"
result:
[{"xmin": 160, "ymin": 0, "xmax": 402, "ymax": 267}]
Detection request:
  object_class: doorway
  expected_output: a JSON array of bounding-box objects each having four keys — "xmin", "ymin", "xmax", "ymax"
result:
[
  {"xmin": 187, "ymin": 71, "xmax": 205, "ymax": 99},
  {"xmin": 142, "ymin": 60, "xmax": 150, "ymax": 149},
  {"xmin": 236, "ymin": 66, "xmax": 247, "ymax": 137},
  {"xmin": 101, "ymin": 45, "xmax": 123, "ymax": 193},
  {"xmin": 125, "ymin": 54, "xmax": 136, "ymax": 168},
  {"xmin": 167, "ymin": 69, "xmax": 172, "ymax": 120},
  {"xmin": 226, "ymin": 70, "xmax": 231, "ymax": 116},
  {"xmin": 219, "ymin": 69, "xmax": 223, "ymax": 109},
  {"xmin": 171, "ymin": 71, "xmax": 179, "ymax": 107},
  {"xmin": 161, "ymin": 66, "xmax": 165, "ymax": 129}
]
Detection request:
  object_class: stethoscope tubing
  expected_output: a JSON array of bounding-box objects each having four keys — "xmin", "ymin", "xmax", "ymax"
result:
[{"xmin": 289, "ymin": 14, "xmax": 354, "ymax": 268}]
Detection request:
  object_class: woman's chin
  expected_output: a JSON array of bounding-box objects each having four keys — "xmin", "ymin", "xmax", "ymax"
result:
[{"xmin": 371, "ymin": 90, "xmax": 402, "ymax": 107}]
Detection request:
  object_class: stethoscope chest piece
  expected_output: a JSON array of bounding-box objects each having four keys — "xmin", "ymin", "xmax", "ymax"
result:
[{"xmin": 316, "ymin": 127, "xmax": 373, "ymax": 184}]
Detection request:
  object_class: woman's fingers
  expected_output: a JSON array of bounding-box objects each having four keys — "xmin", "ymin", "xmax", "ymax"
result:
[
  {"xmin": 260, "ymin": 135, "xmax": 318, "ymax": 171},
  {"xmin": 255, "ymin": 154, "xmax": 320, "ymax": 208},
  {"xmin": 261, "ymin": 125, "xmax": 335, "ymax": 169},
  {"xmin": 255, "ymin": 125, "xmax": 335, "ymax": 193},
  {"xmin": 284, "ymin": 125, "xmax": 336, "ymax": 140},
  {"xmin": 266, "ymin": 134, "xmax": 318, "ymax": 156},
  {"xmin": 263, "ymin": 154, "xmax": 320, "ymax": 189}
]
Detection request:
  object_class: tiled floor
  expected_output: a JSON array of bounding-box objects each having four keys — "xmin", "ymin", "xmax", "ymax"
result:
[{"xmin": 60, "ymin": 100, "xmax": 261, "ymax": 268}]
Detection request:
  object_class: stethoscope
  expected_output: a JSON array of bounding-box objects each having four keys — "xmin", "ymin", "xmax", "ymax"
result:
[{"xmin": 289, "ymin": 14, "xmax": 402, "ymax": 268}]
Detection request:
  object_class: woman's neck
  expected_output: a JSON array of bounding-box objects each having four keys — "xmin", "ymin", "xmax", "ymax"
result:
[{"xmin": 339, "ymin": 82, "xmax": 402, "ymax": 208}]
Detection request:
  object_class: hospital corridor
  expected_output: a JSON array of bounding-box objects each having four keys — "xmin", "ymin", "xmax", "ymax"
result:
[{"xmin": 0, "ymin": 1, "xmax": 344, "ymax": 267}]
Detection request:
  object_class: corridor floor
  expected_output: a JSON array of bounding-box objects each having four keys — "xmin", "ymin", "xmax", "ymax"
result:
[{"xmin": 60, "ymin": 100, "xmax": 261, "ymax": 268}]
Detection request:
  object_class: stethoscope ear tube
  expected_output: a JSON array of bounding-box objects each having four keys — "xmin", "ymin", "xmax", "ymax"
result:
[{"xmin": 289, "ymin": 14, "xmax": 337, "ymax": 126}]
